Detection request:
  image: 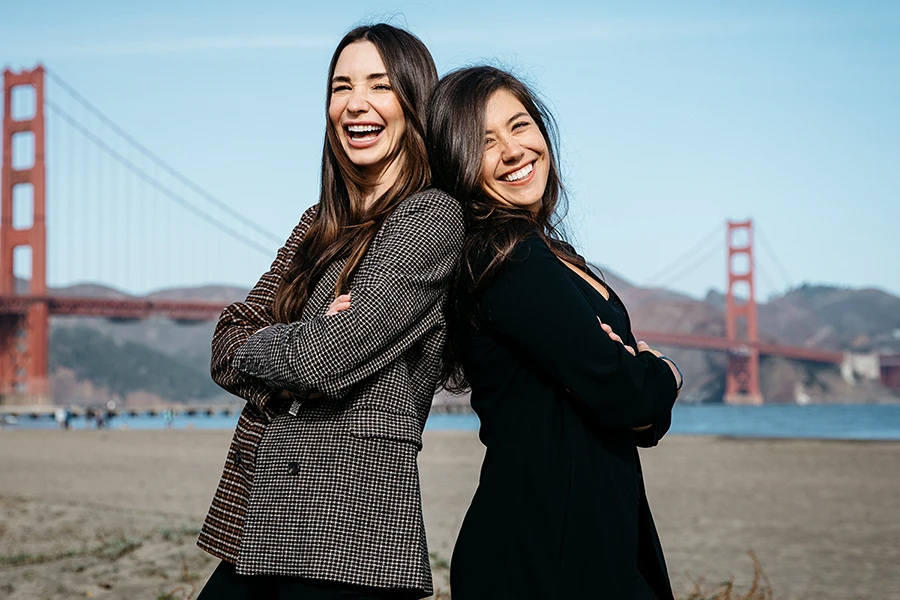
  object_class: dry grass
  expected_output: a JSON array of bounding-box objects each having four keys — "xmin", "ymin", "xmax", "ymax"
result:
[
  {"xmin": 157, "ymin": 557, "xmax": 199, "ymax": 600},
  {"xmin": 683, "ymin": 552, "xmax": 773, "ymax": 600}
]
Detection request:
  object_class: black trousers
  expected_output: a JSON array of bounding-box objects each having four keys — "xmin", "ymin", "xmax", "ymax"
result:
[{"xmin": 197, "ymin": 561, "xmax": 421, "ymax": 600}]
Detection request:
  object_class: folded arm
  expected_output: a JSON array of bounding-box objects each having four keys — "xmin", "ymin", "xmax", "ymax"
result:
[
  {"xmin": 623, "ymin": 330, "xmax": 674, "ymax": 447},
  {"xmin": 210, "ymin": 206, "xmax": 317, "ymax": 415},
  {"xmin": 480, "ymin": 236, "xmax": 678, "ymax": 430},
  {"xmin": 233, "ymin": 192, "xmax": 464, "ymax": 401}
]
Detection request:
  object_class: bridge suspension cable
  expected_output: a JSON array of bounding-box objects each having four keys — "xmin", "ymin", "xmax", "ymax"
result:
[
  {"xmin": 640, "ymin": 221, "xmax": 724, "ymax": 290},
  {"xmin": 756, "ymin": 225, "xmax": 794, "ymax": 292},
  {"xmin": 44, "ymin": 68, "xmax": 283, "ymax": 246},
  {"xmin": 754, "ymin": 261, "xmax": 779, "ymax": 300},
  {"xmin": 45, "ymin": 100, "xmax": 274, "ymax": 258},
  {"xmin": 622, "ymin": 221, "xmax": 724, "ymax": 310}
]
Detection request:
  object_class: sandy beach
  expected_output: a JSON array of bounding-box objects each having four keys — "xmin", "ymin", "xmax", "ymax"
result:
[{"xmin": 1, "ymin": 429, "xmax": 898, "ymax": 599}]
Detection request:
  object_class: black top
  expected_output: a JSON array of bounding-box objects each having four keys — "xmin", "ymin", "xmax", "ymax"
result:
[{"xmin": 450, "ymin": 235, "xmax": 678, "ymax": 600}]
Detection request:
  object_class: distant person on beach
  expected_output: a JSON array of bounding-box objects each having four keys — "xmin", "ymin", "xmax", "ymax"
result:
[
  {"xmin": 428, "ymin": 66, "xmax": 683, "ymax": 599},
  {"xmin": 196, "ymin": 23, "xmax": 463, "ymax": 600},
  {"xmin": 55, "ymin": 408, "xmax": 71, "ymax": 430}
]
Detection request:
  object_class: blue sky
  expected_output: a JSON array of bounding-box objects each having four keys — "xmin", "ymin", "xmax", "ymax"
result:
[{"xmin": 1, "ymin": 1, "xmax": 898, "ymax": 299}]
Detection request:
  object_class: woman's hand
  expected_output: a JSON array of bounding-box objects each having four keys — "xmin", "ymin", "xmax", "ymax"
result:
[
  {"xmin": 597, "ymin": 318, "xmax": 635, "ymax": 356},
  {"xmin": 326, "ymin": 293, "xmax": 352, "ymax": 316},
  {"xmin": 630, "ymin": 340, "xmax": 682, "ymax": 394},
  {"xmin": 635, "ymin": 341, "xmax": 683, "ymax": 393},
  {"xmin": 268, "ymin": 295, "xmax": 348, "ymax": 403},
  {"xmin": 597, "ymin": 318, "xmax": 672, "ymax": 432},
  {"xmin": 261, "ymin": 296, "xmax": 351, "ymax": 402}
]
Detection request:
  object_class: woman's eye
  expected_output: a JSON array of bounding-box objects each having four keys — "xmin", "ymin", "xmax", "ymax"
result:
[
  {"xmin": 331, "ymin": 85, "xmax": 351, "ymax": 93},
  {"xmin": 484, "ymin": 137, "xmax": 495, "ymax": 147},
  {"xmin": 512, "ymin": 120, "xmax": 531, "ymax": 131},
  {"xmin": 374, "ymin": 83, "xmax": 392, "ymax": 91}
]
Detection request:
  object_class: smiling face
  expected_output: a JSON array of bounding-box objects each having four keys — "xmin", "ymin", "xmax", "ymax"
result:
[
  {"xmin": 328, "ymin": 40, "xmax": 407, "ymax": 183},
  {"xmin": 479, "ymin": 89, "xmax": 550, "ymax": 212}
]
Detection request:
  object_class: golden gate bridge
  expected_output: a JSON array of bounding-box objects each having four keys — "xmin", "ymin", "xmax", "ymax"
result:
[{"xmin": 2, "ymin": 65, "xmax": 898, "ymax": 408}]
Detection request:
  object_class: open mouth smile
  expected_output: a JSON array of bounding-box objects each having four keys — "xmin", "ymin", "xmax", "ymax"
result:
[
  {"xmin": 501, "ymin": 162, "xmax": 535, "ymax": 184},
  {"xmin": 343, "ymin": 123, "xmax": 385, "ymax": 148}
]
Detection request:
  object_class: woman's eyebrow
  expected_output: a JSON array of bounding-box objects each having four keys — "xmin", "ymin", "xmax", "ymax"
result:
[
  {"xmin": 331, "ymin": 73, "xmax": 389, "ymax": 84},
  {"xmin": 485, "ymin": 112, "xmax": 530, "ymax": 134},
  {"xmin": 507, "ymin": 112, "xmax": 529, "ymax": 124}
]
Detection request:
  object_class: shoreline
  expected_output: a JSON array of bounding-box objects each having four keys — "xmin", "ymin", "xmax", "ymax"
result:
[{"xmin": 1, "ymin": 431, "xmax": 898, "ymax": 599}]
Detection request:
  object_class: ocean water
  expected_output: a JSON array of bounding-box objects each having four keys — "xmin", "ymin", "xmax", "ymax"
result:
[{"xmin": 5, "ymin": 404, "xmax": 900, "ymax": 441}]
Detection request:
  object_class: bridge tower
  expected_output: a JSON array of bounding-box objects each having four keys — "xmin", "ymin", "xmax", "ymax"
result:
[
  {"xmin": 724, "ymin": 220, "xmax": 763, "ymax": 404},
  {"xmin": 1, "ymin": 65, "xmax": 49, "ymax": 404}
]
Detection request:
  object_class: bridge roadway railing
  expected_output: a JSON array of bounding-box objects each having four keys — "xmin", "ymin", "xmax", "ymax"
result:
[
  {"xmin": 0, "ymin": 294, "xmax": 225, "ymax": 321},
  {"xmin": 0, "ymin": 403, "xmax": 240, "ymax": 420},
  {"xmin": 0, "ymin": 396, "xmax": 474, "ymax": 421},
  {"xmin": 634, "ymin": 330, "xmax": 845, "ymax": 363}
]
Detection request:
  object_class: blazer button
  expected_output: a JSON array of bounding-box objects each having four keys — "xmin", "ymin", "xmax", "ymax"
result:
[
  {"xmin": 234, "ymin": 448, "xmax": 242, "ymax": 465},
  {"xmin": 287, "ymin": 461, "xmax": 300, "ymax": 475}
]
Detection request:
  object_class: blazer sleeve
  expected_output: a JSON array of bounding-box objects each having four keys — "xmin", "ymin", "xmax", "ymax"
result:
[
  {"xmin": 479, "ymin": 236, "xmax": 678, "ymax": 430},
  {"xmin": 232, "ymin": 191, "xmax": 464, "ymax": 401},
  {"xmin": 210, "ymin": 205, "xmax": 317, "ymax": 416}
]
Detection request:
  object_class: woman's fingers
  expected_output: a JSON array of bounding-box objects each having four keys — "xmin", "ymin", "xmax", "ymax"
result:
[
  {"xmin": 326, "ymin": 302, "xmax": 351, "ymax": 316},
  {"xmin": 598, "ymin": 318, "xmax": 636, "ymax": 355},
  {"xmin": 326, "ymin": 293, "xmax": 352, "ymax": 316},
  {"xmin": 636, "ymin": 340, "xmax": 663, "ymax": 358}
]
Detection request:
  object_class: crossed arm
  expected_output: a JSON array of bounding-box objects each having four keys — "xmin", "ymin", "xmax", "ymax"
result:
[
  {"xmin": 231, "ymin": 193, "xmax": 465, "ymax": 401},
  {"xmin": 209, "ymin": 206, "xmax": 317, "ymax": 417},
  {"xmin": 479, "ymin": 236, "xmax": 680, "ymax": 432}
]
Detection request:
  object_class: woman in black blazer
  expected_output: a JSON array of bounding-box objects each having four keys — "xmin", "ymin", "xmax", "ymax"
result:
[{"xmin": 427, "ymin": 66, "xmax": 683, "ymax": 599}]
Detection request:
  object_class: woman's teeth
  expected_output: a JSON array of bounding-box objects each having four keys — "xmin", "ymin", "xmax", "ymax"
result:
[
  {"xmin": 346, "ymin": 125, "xmax": 384, "ymax": 139},
  {"xmin": 503, "ymin": 163, "xmax": 533, "ymax": 182}
]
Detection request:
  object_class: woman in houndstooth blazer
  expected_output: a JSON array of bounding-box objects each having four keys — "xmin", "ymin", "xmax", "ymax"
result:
[{"xmin": 196, "ymin": 24, "xmax": 463, "ymax": 599}]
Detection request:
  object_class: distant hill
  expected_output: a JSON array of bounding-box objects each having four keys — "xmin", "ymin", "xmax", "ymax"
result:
[
  {"xmin": 49, "ymin": 326, "xmax": 222, "ymax": 403},
  {"xmin": 145, "ymin": 285, "xmax": 248, "ymax": 303},
  {"xmin": 760, "ymin": 285, "xmax": 900, "ymax": 353},
  {"xmin": 34, "ymin": 278, "xmax": 900, "ymax": 406},
  {"xmin": 54, "ymin": 283, "xmax": 132, "ymax": 299},
  {"xmin": 43, "ymin": 282, "xmax": 241, "ymax": 406}
]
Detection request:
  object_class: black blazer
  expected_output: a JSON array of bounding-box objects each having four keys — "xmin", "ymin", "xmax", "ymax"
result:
[{"xmin": 450, "ymin": 234, "xmax": 678, "ymax": 599}]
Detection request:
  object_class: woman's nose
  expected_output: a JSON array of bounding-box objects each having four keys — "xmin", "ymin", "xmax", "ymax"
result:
[
  {"xmin": 346, "ymin": 88, "xmax": 369, "ymax": 113},
  {"xmin": 500, "ymin": 138, "xmax": 525, "ymax": 162}
]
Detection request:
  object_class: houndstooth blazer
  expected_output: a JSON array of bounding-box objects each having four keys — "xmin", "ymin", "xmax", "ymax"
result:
[{"xmin": 197, "ymin": 189, "xmax": 464, "ymax": 597}]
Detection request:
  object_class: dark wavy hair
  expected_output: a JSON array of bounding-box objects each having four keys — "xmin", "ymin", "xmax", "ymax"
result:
[
  {"xmin": 428, "ymin": 66, "xmax": 583, "ymax": 392},
  {"xmin": 274, "ymin": 24, "xmax": 438, "ymax": 323}
]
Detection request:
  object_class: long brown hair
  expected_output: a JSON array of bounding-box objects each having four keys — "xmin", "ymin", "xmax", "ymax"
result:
[
  {"xmin": 274, "ymin": 24, "xmax": 438, "ymax": 323},
  {"xmin": 427, "ymin": 66, "xmax": 582, "ymax": 392}
]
